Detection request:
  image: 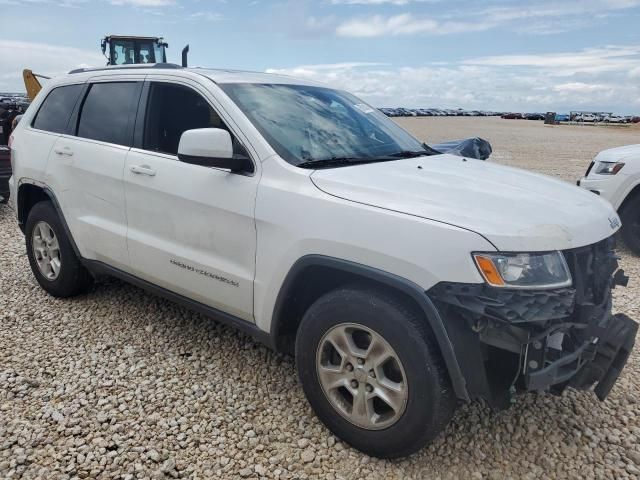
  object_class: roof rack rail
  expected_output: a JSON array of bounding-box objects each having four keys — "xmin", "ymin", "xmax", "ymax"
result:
[{"xmin": 68, "ymin": 63, "xmax": 183, "ymax": 74}]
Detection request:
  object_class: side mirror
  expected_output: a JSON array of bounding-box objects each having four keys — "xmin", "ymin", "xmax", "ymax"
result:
[{"xmin": 177, "ymin": 128, "xmax": 252, "ymax": 173}]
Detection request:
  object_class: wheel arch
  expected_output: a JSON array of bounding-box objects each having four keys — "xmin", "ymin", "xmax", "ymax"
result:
[
  {"xmin": 270, "ymin": 255, "xmax": 470, "ymax": 401},
  {"xmin": 17, "ymin": 181, "xmax": 82, "ymax": 258},
  {"xmin": 618, "ymin": 182, "xmax": 640, "ymax": 215}
]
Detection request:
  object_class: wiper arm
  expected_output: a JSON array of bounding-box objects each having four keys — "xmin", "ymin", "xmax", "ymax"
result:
[
  {"xmin": 387, "ymin": 149, "xmax": 437, "ymax": 159},
  {"xmin": 297, "ymin": 157, "xmax": 382, "ymax": 169}
]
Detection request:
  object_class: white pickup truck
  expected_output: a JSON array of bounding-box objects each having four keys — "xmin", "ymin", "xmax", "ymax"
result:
[{"xmin": 8, "ymin": 64, "xmax": 638, "ymax": 458}]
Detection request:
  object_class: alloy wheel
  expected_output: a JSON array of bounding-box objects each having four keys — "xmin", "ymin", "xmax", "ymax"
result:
[
  {"xmin": 32, "ymin": 221, "xmax": 62, "ymax": 281},
  {"xmin": 315, "ymin": 322, "xmax": 408, "ymax": 430}
]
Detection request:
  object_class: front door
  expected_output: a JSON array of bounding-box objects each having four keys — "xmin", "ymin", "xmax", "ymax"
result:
[{"xmin": 123, "ymin": 79, "xmax": 258, "ymax": 321}]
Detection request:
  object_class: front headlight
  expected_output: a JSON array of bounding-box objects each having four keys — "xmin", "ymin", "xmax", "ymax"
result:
[
  {"xmin": 595, "ymin": 161, "xmax": 625, "ymax": 175},
  {"xmin": 473, "ymin": 251, "xmax": 572, "ymax": 289}
]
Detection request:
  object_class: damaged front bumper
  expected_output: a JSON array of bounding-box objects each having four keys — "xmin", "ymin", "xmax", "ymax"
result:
[{"xmin": 428, "ymin": 237, "xmax": 638, "ymax": 409}]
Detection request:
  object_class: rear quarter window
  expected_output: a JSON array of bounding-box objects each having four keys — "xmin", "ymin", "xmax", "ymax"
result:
[
  {"xmin": 32, "ymin": 84, "xmax": 84, "ymax": 134},
  {"xmin": 77, "ymin": 82, "xmax": 141, "ymax": 146}
]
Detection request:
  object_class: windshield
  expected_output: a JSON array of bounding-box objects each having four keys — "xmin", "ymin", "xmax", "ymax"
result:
[{"xmin": 219, "ymin": 83, "xmax": 427, "ymax": 166}]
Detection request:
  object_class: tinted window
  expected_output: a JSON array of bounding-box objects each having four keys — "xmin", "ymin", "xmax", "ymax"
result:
[
  {"xmin": 143, "ymin": 82, "xmax": 248, "ymax": 158},
  {"xmin": 77, "ymin": 82, "xmax": 140, "ymax": 146},
  {"xmin": 32, "ymin": 84, "xmax": 83, "ymax": 134}
]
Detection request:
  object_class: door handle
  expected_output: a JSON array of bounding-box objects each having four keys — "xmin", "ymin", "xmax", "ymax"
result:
[
  {"xmin": 130, "ymin": 165, "xmax": 156, "ymax": 177},
  {"xmin": 53, "ymin": 147, "xmax": 73, "ymax": 157}
]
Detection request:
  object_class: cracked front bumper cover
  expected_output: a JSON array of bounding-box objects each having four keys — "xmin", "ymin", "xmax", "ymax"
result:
[{"xmin": 428, "ymin": 237, "xmax": 638, "ymax": 408}]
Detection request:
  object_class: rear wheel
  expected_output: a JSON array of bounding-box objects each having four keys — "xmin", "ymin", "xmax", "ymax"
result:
[
  {"xmin": 620, "ymin": 196, "xmax": 640, "ymax": 255},
  {"xmin": 25, "ymin": 201, "xmax": 93, "ymax": 297},
  {"xmin": 295, "ymin": 286, "xmax": 456, "ymax": 458}
]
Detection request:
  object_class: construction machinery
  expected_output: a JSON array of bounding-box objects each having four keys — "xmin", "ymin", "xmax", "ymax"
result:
[
  {"xmin": 101, "ymin": 35, "xmax": 168, "ymax": 65},
  {"xmin": 101, "ymin": 35, "xmax": 189, "ymax": 67},
  {"xmin": 23, "ymin": 35, "xmax": 190, "ymax": 101},
  {"xmin": 22, "ymin": 70, "xmax": 50, "ymax": 101}
]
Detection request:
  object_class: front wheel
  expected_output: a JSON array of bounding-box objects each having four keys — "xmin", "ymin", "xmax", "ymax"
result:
[
  {"xmin": 295, "ymin": 286, "xmax": 456, "ymax": 458},
  {"xmin": 620, "ymin": 196, "xmax": 640, "ymax": 255}
]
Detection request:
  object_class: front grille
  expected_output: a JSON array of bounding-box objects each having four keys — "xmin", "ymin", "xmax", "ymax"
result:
[{"xmin": 562, "ymin": 236, "xmax": 617, "ymax": 307}]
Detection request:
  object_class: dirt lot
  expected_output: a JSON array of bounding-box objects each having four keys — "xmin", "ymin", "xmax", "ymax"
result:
[
  {"xmin": 1, "ymin": 118, "xmax": 640, "ymax": 480},
  {"xmin": 397, "ymin": 116, "xmax": 640, "ymax": 183}
]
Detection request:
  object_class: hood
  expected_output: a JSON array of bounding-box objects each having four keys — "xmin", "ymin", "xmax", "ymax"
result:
[
  {"xmin": 594, "ymin": 144, "xmax": 640, "ymax": 163},
  {"xmin": 310, "ymin": 155, "xmax": 620, "ymax": 252}
]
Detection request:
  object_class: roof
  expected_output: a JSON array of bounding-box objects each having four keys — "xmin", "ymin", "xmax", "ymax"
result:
[
  {"xmin": 192, "ymin": 68, "xmax": 323, "ymax": 86},
  {"xmin": 104, "ymin": 35, "xmax": 164, "ymax": 41},
  {"xmin": 66, "ymin": 64, "xmax": 324, "ymax": 87}
]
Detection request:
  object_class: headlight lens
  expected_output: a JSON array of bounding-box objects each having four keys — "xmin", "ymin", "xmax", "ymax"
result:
[
  {"xmin": 473, "ymin": 251, "xmax": 572, "ymax": 289},
  {"xmin": 595, "ymin": 161, "xmax": 625, "ymax": 175}
]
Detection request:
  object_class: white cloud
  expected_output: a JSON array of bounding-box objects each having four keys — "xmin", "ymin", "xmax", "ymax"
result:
[
  {"xmin": 267, "ymin": 44, "xmax": 640, "ymax": 113},
  {"xmin": 330, "ymin": 0, "xmax": 421, "ymax": 4},
  {"xmin": 553, "ymin": 82, "xmax": 609, "ymax": 93},
  {"xmin": 334, "ymin": 0, "xmax": 640, "ymax": 37},
  {"xmin": 189, "ymin": 11, "xmax": 222, "ymax": 21},
  {"xmin": 109, "ymin": 0, "xmax": 174, "ymax": 6},
  {"xmin": 0, "ymin": 39, "xmax": 104, "ymax": 91},
  {"xmin": 336, "ymin": 13, "xmax": 494, "ymax": 37},
  {"xmin": 464, "ymin": 45, "xmax": 640, "ymax": 75}
]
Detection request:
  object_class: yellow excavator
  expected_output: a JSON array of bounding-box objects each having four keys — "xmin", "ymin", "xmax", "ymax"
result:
[
  {"xmin": 22, "ymin": 70, "xmax": 50, "ymax": 101},
  {"xmin": 23, "ymin": 35, "xmax": 189, "ymax": 101}
]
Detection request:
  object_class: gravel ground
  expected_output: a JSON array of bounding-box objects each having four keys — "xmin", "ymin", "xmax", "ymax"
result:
[{"xmin": 1, "ymin": 117, "xmax": 640, "ymax": 479}]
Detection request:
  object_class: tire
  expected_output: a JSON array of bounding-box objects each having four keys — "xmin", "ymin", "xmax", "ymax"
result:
[
  {"xmin": 620, "ymin": 195, "xmax": 640, "ymax": 255},
  {"xmin": 295, "ymin": 285, "xmax": 456, "ymax": 458},
  {"xmin": 25, "ymin": 201, "xmax": 93, "ymax": 297}
]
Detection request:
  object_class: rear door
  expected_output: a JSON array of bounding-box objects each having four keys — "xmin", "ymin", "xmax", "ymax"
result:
[
  {"xmin": 17, "ymin": 83, "xmax": 85, "ymax": 192},
  {"xmin": 123, "ymin": 78, "xmax": 259, "ymax": 321},
  {"xmin": 47, "ymin": 77, "xmax": 143, "ymax": 270}
]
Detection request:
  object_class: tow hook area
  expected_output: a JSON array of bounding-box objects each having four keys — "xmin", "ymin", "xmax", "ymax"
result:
[
  {"xmin": 525, "ymin": 313, "xmax": 638, "ymax": 397},
  {"xmin": 570, "ymin": 313, "xmax": 638, "ymax": 400}
]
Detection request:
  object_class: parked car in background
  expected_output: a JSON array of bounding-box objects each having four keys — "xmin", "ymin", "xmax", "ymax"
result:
[
  {"xmin": 575, "ymin": 113, "xmax": 597, "ymax": 122},
  {"xmin": 0, "ymin": 145, "xmax": 10, "ymax": 203},
  {"xmin": 501, "ymin": 112, "xmax": 522, "ymax": 119},
  {"xmin": 524, "ymin": 113, "xmax": 545, "ymax": 120},
  {"xmin": 555, "ymin": 114, "xmax": 570, "ymax": 122},
  {"xmin": 632, "ymin": 116, "xmax": 640, "ymax": 124},
  {"xmin": 604, "ymin": 115, "xmax": 628, "ymax": 124},
  {"xmin": 579, "ymin": 144, "xmax": 640, "ymax": 254}
]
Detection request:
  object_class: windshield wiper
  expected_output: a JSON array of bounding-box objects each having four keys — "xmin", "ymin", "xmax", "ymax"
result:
[
  {"xmin": 297, "ymin": 149, "xmax": 438, "ymax": 169},
  {"xmin": 297, "ymin": 157, "xmax": 385, "ymax": 169},
  {"xmin": 386, "ymin": 149, "xmax": 437, "ymax": 159}
]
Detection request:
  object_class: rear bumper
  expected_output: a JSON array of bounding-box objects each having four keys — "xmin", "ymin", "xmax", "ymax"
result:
[{"xmin": 428, "ymin": 237, "xmax": 637, "ymax": 408}]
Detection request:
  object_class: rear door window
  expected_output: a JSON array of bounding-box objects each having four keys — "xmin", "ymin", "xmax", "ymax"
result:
[
  {"xmin": 77, "ymin": 82, "xmax": 141, "ymax": 146},
  {"xmin": 32, "ymin": 84, "xmax": 84, "ymax": 134}
]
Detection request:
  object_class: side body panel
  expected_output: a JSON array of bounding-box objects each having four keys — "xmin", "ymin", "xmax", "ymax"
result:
[
  {"xmin": 252, "ymin": 156, "xmax": 494, "ymax": 333},
  {"xmin": 8, "ymin": 80, "xmax": 83, "ymax": 214},
  {"xmin": 123, "ymin": 75, "xmax": 260, "ymax": 321},
  {"xmin": 43, "ymin": 75, "xmax": 145, "ymax": 271},
  {"xmin": 48, "ymin": 135, "xmax": 131, "ymax": 269}
]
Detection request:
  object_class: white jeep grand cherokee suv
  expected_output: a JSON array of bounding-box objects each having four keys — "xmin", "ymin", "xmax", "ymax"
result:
[
  {"xmin": 578, "ymin": 144, "xmax": 640, "ymax": 255},
  {"xmin": 9, "ymin": 65, "xmax": 638, "ymax": 458}
]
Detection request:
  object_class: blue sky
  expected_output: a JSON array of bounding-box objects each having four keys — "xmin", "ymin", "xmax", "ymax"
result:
[{"xmin": 1, "ymin": 0, "xmax": 640, "ymax": 113}]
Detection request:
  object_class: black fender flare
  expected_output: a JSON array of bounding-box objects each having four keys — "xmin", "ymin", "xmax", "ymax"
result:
[
  {"xmin": 271, "ymin": 255, "xmax": 470, "ymax": 401},
  {"xmin": 17, "ymin": 181, "xmax": 83, "ymax": 259}
]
